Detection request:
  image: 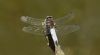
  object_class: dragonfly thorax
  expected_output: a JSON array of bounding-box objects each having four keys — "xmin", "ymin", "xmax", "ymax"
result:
[{"xmin": 45, "ymin": 16, "xmax": 55, "ymax": 28}]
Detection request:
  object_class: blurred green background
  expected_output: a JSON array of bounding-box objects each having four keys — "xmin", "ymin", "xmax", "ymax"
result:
[{"xmin": 0, "ymin": 0, "xmax": 100, "ymax": 55}]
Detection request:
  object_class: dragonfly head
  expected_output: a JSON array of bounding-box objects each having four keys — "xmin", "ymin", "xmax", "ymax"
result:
[{"xmin": 46, "ymin": 16, "xmax": 53, "ymax": 20}]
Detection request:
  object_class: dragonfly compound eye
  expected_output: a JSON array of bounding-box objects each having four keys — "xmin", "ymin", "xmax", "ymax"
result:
[{"xmin": 46, "ymin": 16, "xmax": 53, "ymax": 18}]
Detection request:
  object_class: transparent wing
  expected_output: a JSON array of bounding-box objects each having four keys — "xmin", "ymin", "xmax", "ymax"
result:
[
  {"xmin": 54, "ymin": 11, "xmax": 80, "ymax": 36},
  {"xmin": 22, "ymin": 25, "xmax": 44, "ymax": 36},
  {"xmin": 55, "ymin": 11, "xmax": 75, "ymax": 26},
  {"xmin": 20, "ymin": 16, "xmax": 43, "ymax": 35},
  {"xmin": 56, "ymin": 25, "xmax": 80, "ymax": 37},
  {"xmin": 21, "ymin": 16, "xmax": 42, "ymax": 26}
]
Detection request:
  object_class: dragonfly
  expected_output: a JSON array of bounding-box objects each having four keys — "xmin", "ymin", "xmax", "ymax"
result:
[
  {"xmin": 20, "ymin": 12, "xmax": 80, "ymax": 52},
  {"xmin": 20, "ymin": 12, "xmax": 80, "ymax": 37},
  {"xmin": 42, "ymin": 16, "xmax": 59, "ymax": 52}
]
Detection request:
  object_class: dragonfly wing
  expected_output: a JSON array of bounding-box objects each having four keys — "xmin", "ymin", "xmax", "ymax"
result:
[
  {"xmin": 22, "ymin": 25, "xmax": 43, "ymax": 36},
  {"xmin": 21, "ymin": 16, "xmax": 42, "ymax": 26},
  {"xmin": 56, "ymin": 25, "xmax": 80, "ymax": 36},
  {"xmin": 55, "ymin": 11, "xmax": 75, "ymax": 26}
]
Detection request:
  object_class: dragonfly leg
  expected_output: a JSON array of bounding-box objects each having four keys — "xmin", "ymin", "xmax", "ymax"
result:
[{"xmin": 45, "ymin": 36, "xmax": 49, "ymax": 46}]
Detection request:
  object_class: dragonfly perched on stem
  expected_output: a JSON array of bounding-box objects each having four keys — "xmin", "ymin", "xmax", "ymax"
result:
[
  {"xmin": 20, "ymin": 12, "xmax": 80, "ymax": 53},
  {"xmin": 20, "ymin": 12, "xmax": 80, "ymax": 37}
]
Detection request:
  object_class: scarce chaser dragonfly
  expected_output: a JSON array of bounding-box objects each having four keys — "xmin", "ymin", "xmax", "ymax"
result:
[{"xmin": 20, "ymin": 12, "xmax": 80, "ymax": 52}]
